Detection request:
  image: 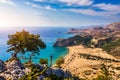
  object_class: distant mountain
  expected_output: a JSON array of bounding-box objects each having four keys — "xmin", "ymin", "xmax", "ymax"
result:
[
  {"xmin": 67, "ymin": 22, "xmax": 120, "ymax": 38},
  {"xmin": 105, "ymin": 22, "xmax": 120, "ymax": 30}
]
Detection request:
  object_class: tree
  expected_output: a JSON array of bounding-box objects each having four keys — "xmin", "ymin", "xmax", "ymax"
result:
[
  {"xmin": 7, "ymin": 30, "xmax": 46, "ymax": 62},
  {"xmin": 56, "ymin": 57, "xmax": 64, "ymax": 68},
  {"xmin": 39, "ymin": 58, "xmax": 48, "ymax": 65}
]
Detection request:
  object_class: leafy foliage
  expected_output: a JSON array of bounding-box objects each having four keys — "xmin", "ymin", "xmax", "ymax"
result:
[
  {"xmin": 7, "ymin": 30, "xmax": 46, "ymax": 62},
  {"xmin": 115, "ymin": 66, "xmax": 120, "ymax": 70},
  {"xmin": 56, "ymin": 57, "xmax": 64, "ymax": 68},
  {"xmin": 39, "ymin": 58, "xmax": 48, "ymax": 65},
  {"xmin": 92, "ymin": 75, "xmax": 108, "ymax": 80},
  {"xmin": 6, "ymin": 57, "xmax": 19, "ymax": 62},
  {"xmin": 100, "ymin": 64, "xmax": 111, "ymax": 79}
]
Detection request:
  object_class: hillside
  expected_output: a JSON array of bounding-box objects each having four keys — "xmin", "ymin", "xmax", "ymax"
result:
[
  {"xmin": 53, "ymin": 35, "xmax": 92, "ymax": 47},
  {"xmin": 61, "ymin": 46, "xmax": 120, "ymax": 79}
]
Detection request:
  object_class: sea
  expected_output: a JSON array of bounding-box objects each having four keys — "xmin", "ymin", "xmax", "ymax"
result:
[{"xmin": 0, "ymin": 27, "xmax": 73, "ymax": 64}]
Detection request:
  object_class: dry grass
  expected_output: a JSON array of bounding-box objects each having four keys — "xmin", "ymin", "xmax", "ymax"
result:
[{"xmin": 61, "ymin": 45, "xmax": 120, "ymax": 79}]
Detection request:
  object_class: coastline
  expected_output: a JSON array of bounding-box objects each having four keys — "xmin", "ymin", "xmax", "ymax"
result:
[{"xmin": 61, "ymin": 45, "xmax": 120, "ymax": 79}]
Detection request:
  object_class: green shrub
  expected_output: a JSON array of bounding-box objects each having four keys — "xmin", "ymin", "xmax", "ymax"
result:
[
  {"xmin": 39, "ymin": 58, "xmax": 48, "ymax": 65},
  {"xmin": 116, "ymin": 66, "xmax": 120, "ymax": 70},
  {"xmin": 48, "ymin": 74, "xmax": 59, "ymax": 80},
  {"xmin": 6, "ymin": 57, "xmax": 19, "ymax": 62},
  {"xmin": 100, "ymin": 39, "xmax": 120, "ymax": 56},
  {"xmin": 56, "ymin": 57, "xmax": 64, "ymax": 68},
  {"xmin": 19, "ymin": 66, "xmax": 48, "ymax": 80},
  {"xmin": 44, "ymin": 77, "xmax": 51, "ymax": 80},
  {"xmin": 92, "ymin": 75, "xmax": 107, "ymax": 80}
]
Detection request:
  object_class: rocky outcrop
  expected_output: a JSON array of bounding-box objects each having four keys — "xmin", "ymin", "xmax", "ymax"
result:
[
  {"xmin": 52, "ymin": 68, "xmax": 70, "ymax": 78},
  {"xmin": 0, "ymin": 60, "xmax": 6, "ymax": 73},
  {"xmin": 0, "ymin": 59, "xmax": 72, "ymax": 80},
  {"xmin": 0, "ymin": 59, "xmax": 26, "ymax": 80},
  {"xmin": 31, "ymin": 64, "xmax": 72, "ymax": 79},
  {"xmin": 0, "ymin": 76, "xmax": 6, "ymax": 80},
  {"xmin": 5, "ymin": 59, "xmax": 25, "ymax": 70}
]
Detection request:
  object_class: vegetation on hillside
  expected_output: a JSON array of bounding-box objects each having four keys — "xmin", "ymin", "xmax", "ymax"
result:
[
  {"xmin": 100, "ymin": 39, "xmax": 120, "ymax": 56},
  {"xmin": 19, "ymin": 64, "xmax": 48, "ymax": 80},
  {"xmin": 56, "ymin": 57, "xmax": 64, "ymax": 68},
  {"xmin": 93, "ymin": 64, "xmax": 113, "ymax": 80},
  {"xmin": 39, "ymin": 58, "xmax": 48, "ymax": 65},
  {"xmin": 54, "ymin": 35, "xmax": 92, "ymax": 47}
]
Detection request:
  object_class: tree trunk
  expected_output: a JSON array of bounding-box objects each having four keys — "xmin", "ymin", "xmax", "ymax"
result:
[{"xmin": 12, "ymin": 52, "xmax": 17, "ymax": 58}]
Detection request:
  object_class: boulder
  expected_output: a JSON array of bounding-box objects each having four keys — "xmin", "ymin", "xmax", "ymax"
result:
[
  {"xmin": 45, "ymin": 68, "xmax": 52, "ymax": 76},
  {"xmin": 0, "ymin": 60, "xmax": 6, "ymax": 73},
  {"xmin": 52, "ymin": 68, "xmax": 64, "ymax": 77},
  {"xmin": 0, "ymin": 60, "xmax": 25, "ymax": 80},
  {"xmin": 0, "ymin": 76, "xmax": 6, "ymax": 80},
  {"xmin": 5, "ymin": 59, "xmax": 24, "ymax": 70},
  {"xmin": 52, "ymin": 68, "xmax": 71, "ymax": 78},
  {"xmin": 38, "ymin": 75, "xmax": 45, "ymax": 80}
]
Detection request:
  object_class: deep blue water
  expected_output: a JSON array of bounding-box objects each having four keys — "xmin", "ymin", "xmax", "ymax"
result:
[{"xmin": 0, "ymin": 27, "xmax": 73, "ymax": 64}]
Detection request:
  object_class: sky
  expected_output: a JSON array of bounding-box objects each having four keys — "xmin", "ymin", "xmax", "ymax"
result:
[{"xmin": 0, "ymin": 0, "xmax": 120, "ymax": 27}]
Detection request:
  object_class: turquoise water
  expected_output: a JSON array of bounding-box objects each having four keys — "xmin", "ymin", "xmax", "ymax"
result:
[{"xmin": 0, "ymin": 27, "xmax": 73, "ymax": 64}]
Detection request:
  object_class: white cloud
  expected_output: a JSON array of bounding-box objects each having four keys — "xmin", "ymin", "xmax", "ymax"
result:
[
  {"xmin": 58, "ymin": 0, "xmax": 93, "ymax": 6},
  {"xmin": 33, "ymin": 0, "xmax": 93, "ymax": 6},
  {"xmin": 44, "ymin": 6, "xmax": 56, "ymax": 11},
  {"xmin": 69, "ymin": 9, "xmax": 98, "ymax": 16},
  {"xmin": 25, "ymin": 1, "xmax": 42, "ymax": 9},
  {"xmin": 68, "ymin": 8, "xmax": 119, "ymax": 17},
  {"xmin": 33, "ymin": 0, "xmax": 45, "ymax": 2},
  {"xmin": 0, "ymin": 0, "xmax": 16, "ymax": 6},
  {"xmin": 67, "ymin": 3, "xmax": 120, "ymax": 17},
  {"xmin": 93, "ymin": 3, "xmax": 120, "ymax": 12},
  {"xmin": 25, "ymin": 1, "xmax": 56, "ymax": 11}
]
